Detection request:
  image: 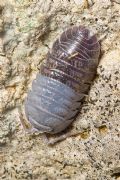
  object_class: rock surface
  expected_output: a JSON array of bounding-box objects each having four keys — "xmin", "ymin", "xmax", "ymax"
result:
[{"xmin": 0, "ymin": 0, "xmax": 120, "ymax": 179}]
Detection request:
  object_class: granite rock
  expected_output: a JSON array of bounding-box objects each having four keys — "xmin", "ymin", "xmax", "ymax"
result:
[{"xmin": 0, "ymin": 0, "xmax": 120, "ymax": 179}]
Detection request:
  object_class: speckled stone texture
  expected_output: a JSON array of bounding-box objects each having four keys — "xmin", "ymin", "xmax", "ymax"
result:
[{"xmin": 0, "ymin": 0, "xmax": 120, "ymax": 179}]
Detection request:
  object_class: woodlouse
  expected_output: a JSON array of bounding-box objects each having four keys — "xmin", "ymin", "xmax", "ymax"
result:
[{"xmin": 23, "ymin": 26, "xmax": 100, "ymax": 144}]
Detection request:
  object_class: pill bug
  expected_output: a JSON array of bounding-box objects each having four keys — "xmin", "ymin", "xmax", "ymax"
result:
[{"xmin": 24, "ymin": 26, "xmax": 100, "ymax": 142}]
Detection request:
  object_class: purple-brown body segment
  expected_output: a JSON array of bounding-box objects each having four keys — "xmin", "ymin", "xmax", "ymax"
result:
[
  {"xmin": 40, "ymin": 26, "xmax": 100, "ymax": 93},
  {"xmin": 25, "ymin": 26, "xmax": 100, "ymax": 134}
]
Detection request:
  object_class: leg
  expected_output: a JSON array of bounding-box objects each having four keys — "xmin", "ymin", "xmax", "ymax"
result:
[
  {"xmin": 44, "ymin": 131, "xmax": 82, "ymax": 145},
  {"xmin": 18, "ymin": 106, "xmax": 39, "ymax": 134}
]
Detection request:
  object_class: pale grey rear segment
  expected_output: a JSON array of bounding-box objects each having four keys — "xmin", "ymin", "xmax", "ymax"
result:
[{"xmin": 25, "ymin": 74, "xmax": 83, "ymax": 134}]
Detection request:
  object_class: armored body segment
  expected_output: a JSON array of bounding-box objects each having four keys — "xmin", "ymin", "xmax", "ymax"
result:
[
  {"xmin": 24, "ymin": 26, "xmax": 100, "ymax": 135},
  {"xmin": 40, "ymin": 26, "xmax": 100, "ymax": 93},
  {"xmin": 25, "ymin": 75, "xmax": 82, "ymax": 134}
]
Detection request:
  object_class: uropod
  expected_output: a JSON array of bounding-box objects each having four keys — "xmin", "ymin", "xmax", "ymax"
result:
[{"xmin": 20, "ymin": 26, "xmax": 100, "ymax": 145}]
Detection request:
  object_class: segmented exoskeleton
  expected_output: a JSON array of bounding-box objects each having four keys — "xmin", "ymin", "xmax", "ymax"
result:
[{"xmin": 24, "ymin": 26, "xmax": 100, "ymax": 143}]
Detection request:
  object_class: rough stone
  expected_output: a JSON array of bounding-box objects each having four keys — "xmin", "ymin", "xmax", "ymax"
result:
[{"xmin": 0, "ymin": 0, "xmax": 120, "ymax": 179}]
